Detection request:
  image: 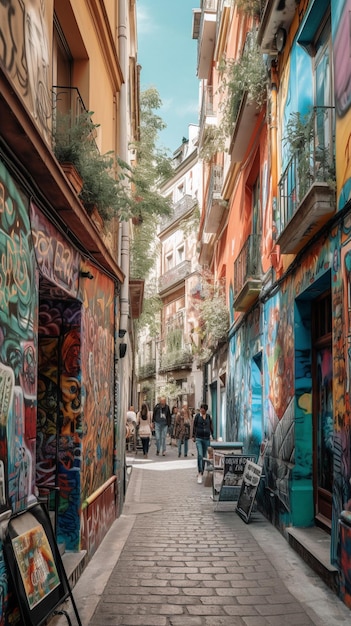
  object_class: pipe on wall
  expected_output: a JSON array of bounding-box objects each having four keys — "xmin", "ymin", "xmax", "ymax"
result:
[{"xmin": 118, "ymin": 0, "xmax": 130, "ymax": 337}]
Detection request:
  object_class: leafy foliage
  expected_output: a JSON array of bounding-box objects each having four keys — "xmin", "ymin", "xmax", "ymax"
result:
[
  {"xmin": 159, "ymin": 379, "xmax": 182, "ymax": 403},
  {"xmin": 283, "ymin": 109, "xmax": 336, "ymax": 198},
  {"xmin": 53, "ymin": 89, "xmax": 173, "ymax": 223},
  {"xmin": 134, "ymin": 284, "xmax": 162, "ymax": 338},
  {"xmin": 200, "ymin": 32, "xmax": 267, "ymax": 160},
  {"xmin": 130, "ymin": 88, "xmax": 173, "ymax": 221},
  {"xmin": 191, "ymin": 271, "xmax": 229, "ymax": 365},
  {"xmin": 53, "ymin": 110, "xmax": 132, "ymax": 220},
  {"xmin": 236, "ymin": 0, "xmax": 261, "ymax": 17}
]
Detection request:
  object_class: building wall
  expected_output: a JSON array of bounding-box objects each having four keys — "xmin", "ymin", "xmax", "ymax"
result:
[
  {"xmin": 0, "ymin": 0, "xmax": 133, "ymax": 620},
  {"xmin": 222, "ymin": 0, "xmax": 351, "ymax": 608}
]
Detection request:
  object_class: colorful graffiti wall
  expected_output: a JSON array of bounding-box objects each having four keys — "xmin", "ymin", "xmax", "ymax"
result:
[
  {"xmin": 32, "ymin": 204, "xmax": 116, "ymax": 551},
  {"xmin": 0, "ymin": 0, "xmax": 53, "ymax": 141},
  {"xmin": 0, "ymin": 161, "xmax": 38, "ymax": 623}
]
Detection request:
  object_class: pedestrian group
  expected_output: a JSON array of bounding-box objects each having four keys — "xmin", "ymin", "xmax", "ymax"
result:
[{"xmin": 127, "ymin": 399, "xmax": 214, "ymax": 484}]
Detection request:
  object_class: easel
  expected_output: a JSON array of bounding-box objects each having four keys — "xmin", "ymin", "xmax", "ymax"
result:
[{"xmin": 4, "ymin": 502, "xmax": 82, "ymax": 626}]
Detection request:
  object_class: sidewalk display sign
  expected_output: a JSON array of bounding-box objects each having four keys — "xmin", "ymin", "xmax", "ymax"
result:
[
  {"xmin": 236, "ymin": 460, "xmax": 263, "ymax": 523},
  {"xmin": 4, "ymin": 503, "xmax": 82, "ymax": 626},
  {"xmin": 212, "ymin": 454, "xmax": 256, "ymax": 503}
]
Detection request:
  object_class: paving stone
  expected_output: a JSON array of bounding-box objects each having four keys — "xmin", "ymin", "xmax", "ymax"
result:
[{"xmin": 65, "ymin": 461, "xmax": 351, "ymax": 626}]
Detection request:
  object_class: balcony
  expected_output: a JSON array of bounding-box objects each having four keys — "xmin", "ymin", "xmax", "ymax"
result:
[
  {"xmin": 159, "ymin": 195, "xmax": 197, "ymax": 234},
  {"xmin": 199, "ymin": 85, "xmax": 216, "ymax": 146},
  {"xmin": 257, "ymin": 0, "xmax": 298, "ymax": 54},
  {"xmin": 276, "ymin": 107, "xmax": 336, "ymax": 254},
  {"xmin": 159, "ymin": 348, "xmax": 193, "ymax": 374},
  {"xmin": 230, "ymin": 91, "xmax": 262, "ymax": 163},
  {"xmin": 52, "ymin": 85, "xmax": 87, "ymax": 121},
  {"xmin": 192, "ymin": 0, "xmax": 218, "ymax": 79},
  {"xmin": 158, "ymin": 260, "xmax": 191, "ymax": 294},
  {"xmin": 204, "ymin": 164, "xmax": 226, "ymax": 233},
  {"xmin": 234, "ymin": 234, "xmax": 262, "ymax": 312},
  {"xmin": 138, "ymin": 361, "xmax": 156, "ymax": 380},
  {"xmin": 198, "ymin": 232, "xmax": 214, "ymax": 266}
]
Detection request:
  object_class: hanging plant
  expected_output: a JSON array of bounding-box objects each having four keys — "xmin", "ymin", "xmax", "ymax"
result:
[
  {"xmin": 191, "ymin": 270, "xmax": 229, "ymax": 366},
  {"xmin": 53, "ymin": 110, "xmax": 132, "ymax": 221},
  {"xmin": 217, "ymin": 31, "xmax": 268, "ymax": 146},
  {"xmin": 236, "ymin": 0, "xmax": 261, "ymax": 18}
]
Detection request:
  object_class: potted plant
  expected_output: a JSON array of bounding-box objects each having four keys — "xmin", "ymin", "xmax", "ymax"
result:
[
  {"xmin": 200, "ymin": 31, "xmax": 268, "ymax": 160},
  {"xmin": 53, "ymin": 110, "xmax": 94, "ymax": 194},
  {"xmin": 53, "ymin": 110, "xmax": 132, "ymax": 222}
]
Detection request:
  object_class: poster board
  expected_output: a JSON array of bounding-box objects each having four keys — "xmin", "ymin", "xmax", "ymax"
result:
[
  {"xmin": 213, "ymin": 455, "xmax": 256, "ymax": 502},
  {"xmin": 236, "ymin": 460, "xmax": 263, "ymax": 523},
  {"xmin": 4, "ymin": 503, "xmax": 81, "ymax": 626}
]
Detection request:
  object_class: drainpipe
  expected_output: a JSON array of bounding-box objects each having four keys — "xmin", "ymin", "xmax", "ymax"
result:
[
  {"xmin": 270, "ymin": 61, "xmax": 281, "ymax": 274},
  {"xmin": 118, "ymin": 0, "xmax": 130, "ymax": 338}
]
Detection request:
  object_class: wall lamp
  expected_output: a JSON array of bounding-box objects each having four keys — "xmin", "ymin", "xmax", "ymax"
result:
[
  {"xmin": 275, "ymin": 27, "xmax": 287, "ymax": 53},
  {"xmin": 119, "ymin": 343, "xmax": 127, "ymax": 358},
  {"xmin": 80, "ymin": 270, "xmax": 94, "ymax": 280}
]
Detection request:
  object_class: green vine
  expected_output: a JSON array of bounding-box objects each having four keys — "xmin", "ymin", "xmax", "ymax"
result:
[
  {"xmin": 200, "ymin": 32, "xmax": 268, "ymax": 161},
  {"xmin": 191, "ymin": 271, "xmax": 229, "ymax": 366}
]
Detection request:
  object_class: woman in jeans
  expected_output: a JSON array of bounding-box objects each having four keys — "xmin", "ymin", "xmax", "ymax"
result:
[
  {"xmin": 136, "ymin": 403, "xmax": 152, "ymax": 458},
  {"xmin": 192, "ymin": 403, "xmax": 213, "ymax": 483},
  {"xmin": 174, "ymin": 405, "xmax": 191, "ymax": 458}
]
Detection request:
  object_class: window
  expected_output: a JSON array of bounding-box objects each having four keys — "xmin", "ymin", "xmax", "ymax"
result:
[
  {"xmin": 165, "ymin": 253, "xmax": 173, "ymax": 271},
  {"xmin": 177, "ymin": 245, "xmax": 185, "ymax": 263}
]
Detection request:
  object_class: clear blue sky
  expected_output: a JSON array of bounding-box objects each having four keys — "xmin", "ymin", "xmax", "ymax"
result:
[{"xmin": 136, "ymin": 0, "xmax": 199, "ymax": 154}]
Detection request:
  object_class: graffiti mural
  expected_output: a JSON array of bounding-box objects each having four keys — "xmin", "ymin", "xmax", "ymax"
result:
[
  {"xmin": 31, "ymin": 203, "xmax": 80, "ymax": 297},
  {"xmin": 0, "ymin": 161, "xmax": 37, "ymax": 623},
  {"xmin": 332, "ymin": 0, "xmax": 351, "ymax": 209},
  {"xmin": 0, "ymin": 0, "xmax": 52, "ymax": 139},
  {"xmin": 227, "ymin": 306, "xmax": 262, "ymax": 454},
  {"xmin": 80, "ymin": 267, "xmax": 115, "ymax": 502},
  {"xmin": 37, "ymin": 300, "xmax": 82, "ymax": 550}
]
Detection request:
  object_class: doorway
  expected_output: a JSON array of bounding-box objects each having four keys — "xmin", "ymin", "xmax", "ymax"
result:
[
  {"xmin": 36, "ymin": 285, "xmax": 82, "ymax": 544},
  {"xmin": 312, "ymin": 290, "xmax": 333, "ymax": 529}
]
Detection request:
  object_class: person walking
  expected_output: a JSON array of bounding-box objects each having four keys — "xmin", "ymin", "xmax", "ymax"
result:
[
  {"xmin": 174, "ymin": 405, "xmax": 191, "ymax": 458},
  {"xmin": 193, "ymin": 403, "xmax": 213, "ymax": 483},
  {"xmin": 169, "ymin": 405, "xmax": 178, "ymax": 445},
  {"xmin": 152, "ymin": 396, "xmax": 171, "ymax": 456},
  {"xmin": 136, "ymin": 403, "xmax": 152, "ymax": 458}
]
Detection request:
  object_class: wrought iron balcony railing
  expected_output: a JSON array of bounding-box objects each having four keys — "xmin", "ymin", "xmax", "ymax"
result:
[
  {"xmin": 204, "ymin": 164, "xmax": 225, "ymax": 233},
  {"xmin": 158, "ymin": 260, "xmax": 191, "ymax": 294},
  {"xmin": 277, "ymin": 106, "xmax": 335, "ymax": 237},
  {"xmin": 138, "ymin": 362, "xmax": 156, "ymax": 380},
  {"xmin": 159, "ymin": 348, "xmax": 193, "ymax": 374},
  {"xmin": 52, "ymin": 86, "xmax": 87, "ymax": 122},
  {"xmin": 234, "ymin": 234, "xmax": 262, "ymax": 306},
  {"xmin": 159, "ymin": 195, "xmax": 197, "ymax": 233},
  {"xmin": 199, "ymin": 85, "xmax": 215, "ymax": 131}
]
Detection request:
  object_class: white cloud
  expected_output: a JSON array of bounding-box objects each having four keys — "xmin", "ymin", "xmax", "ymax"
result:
[{"xmin": 136, "ymin": 3, "xmax": 156, "ymax": 36}]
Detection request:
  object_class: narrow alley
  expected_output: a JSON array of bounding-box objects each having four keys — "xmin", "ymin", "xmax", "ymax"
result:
[{"xmin": 50, "ymin": 440, "xmax": 350, "ymax": 626}]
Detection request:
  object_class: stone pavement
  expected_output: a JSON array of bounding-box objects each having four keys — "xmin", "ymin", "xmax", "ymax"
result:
[{"xmin": 50, "ymin": 438, "xmax": 351, "ymax": 626}]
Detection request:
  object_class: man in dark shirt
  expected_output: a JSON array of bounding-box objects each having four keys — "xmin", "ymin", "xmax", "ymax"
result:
[
  {"xmin": 193, "ymin": 403, "xmax": 213, "ymax": 483},
  {"xmin": 152, "ymin": 396, "xmax": 171, "ymax": 456}
]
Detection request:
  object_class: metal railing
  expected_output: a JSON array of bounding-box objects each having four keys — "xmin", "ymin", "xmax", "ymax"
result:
[
  {"xmin": 159, "ymin": 347, "xmax": 193, "ymax": 373},
  {"xmin": 159, "ymin": 195, "xmax": 197, "ymax": 232},
  {"xmin": 206, "ymin": 164, "xmax": 223, "ymax": 214},
  {"xmin": 201, "ymin": 0, "xmax": 217, "ymax": 10},
  {"xmin": 138, "ymin": 362, "xmax": 156, "ymax": 380},
  {"xmin": 52, "ymin": 85, "xmax": 87, "ymax": 121},
  {"xmin": 200, "ymin": 85, "xmax": 215, "ymax": 131},
  {"xmin": 158, "ymin": 260, "xmax": 191, "ymax": 293},
  {"xmin": 234, "ymin": 234, "xmax": 262, "ymax": 295},
  {"xmin": 277, "ymin": 106, "xmax": 335, "ymax": 235}
]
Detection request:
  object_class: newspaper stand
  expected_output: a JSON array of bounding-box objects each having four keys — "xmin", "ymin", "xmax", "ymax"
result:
[{"xmin": 212, "ymin": 453, "xmax": 257, "ymax": 510}]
